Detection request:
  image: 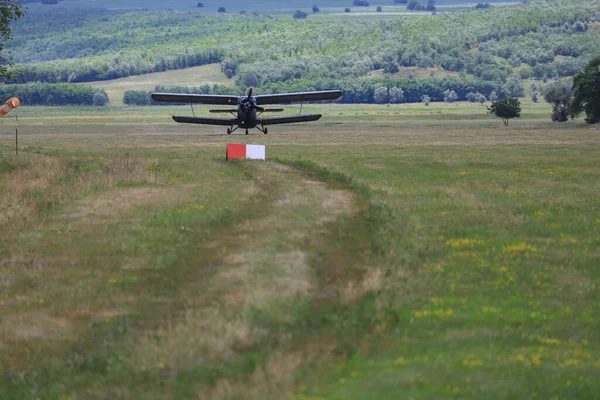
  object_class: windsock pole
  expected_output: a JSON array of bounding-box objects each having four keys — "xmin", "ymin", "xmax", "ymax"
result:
[{"xmin": 0, "ymin": 97, "xmax": 21, "ymax": 155}]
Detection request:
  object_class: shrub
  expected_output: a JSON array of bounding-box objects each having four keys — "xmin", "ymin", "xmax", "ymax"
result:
[{"xmin": 293, "ymin": 10, "xmax": 308, "ymax": 19}]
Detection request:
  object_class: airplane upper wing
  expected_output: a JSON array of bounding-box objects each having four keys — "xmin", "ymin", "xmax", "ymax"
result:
[
  {"xmin": 255, "ymin": 90, "xmax": 342, "ymax": 105},
  {"xmin": 152, "ymin": 93, "xmax": 238, "ymax": 105},
  {"xmin": 172, "ymin": 116, "xmax": 237, "ymax": 126},
  {"xmin": 258, "ymin": 114, "xmax": 322, "ymax": 126}
]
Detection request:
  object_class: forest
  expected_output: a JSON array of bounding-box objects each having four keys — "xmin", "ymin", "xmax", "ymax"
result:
[{"xmin": 3, "ymin": 0, "xmax": 600, "ymax": 104}]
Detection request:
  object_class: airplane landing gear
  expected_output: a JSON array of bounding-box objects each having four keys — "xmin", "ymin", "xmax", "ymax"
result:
[
  {"xmin": 245, "ymin": 129, "xmax": 249, "ymax": 135},
  {"xmin": 227, "ymin": 128, "xmax": 231, "ymax": 135},
  {"xmin": 264, "ymin": 128, "xmax": 268, "ymax": 135}
]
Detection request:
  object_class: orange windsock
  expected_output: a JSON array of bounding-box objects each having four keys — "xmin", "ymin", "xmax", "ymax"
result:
[{"xmin": 0, "ymin": 97, "xmax": 20, "ymax": 116}]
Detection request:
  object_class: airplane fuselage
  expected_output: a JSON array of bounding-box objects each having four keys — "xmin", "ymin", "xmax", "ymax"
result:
[{"xmin": 237, "ymin": 97, "xmax": 258, "ymax": 129}]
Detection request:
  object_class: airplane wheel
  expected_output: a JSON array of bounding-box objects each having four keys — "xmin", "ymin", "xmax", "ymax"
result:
[
  {"xmin": 264, "ymin": 128, "xmax": 268, "ymax": 135},
  {"xmin": 245, "ymin": 129, "xmax": 249, "ymax": 135},
  {"xmin": 227, "ymin": 128, "xmax": 231, "ymax": 135}
]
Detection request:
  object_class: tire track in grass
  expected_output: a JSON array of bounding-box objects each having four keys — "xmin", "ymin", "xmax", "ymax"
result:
[
  {"xmin": 140, "ymin": 160, "xmax": 400, "ymax": 400},
  {"xmin": 1, "ymin": 158, "xmax": 399, "ymax": 399}
]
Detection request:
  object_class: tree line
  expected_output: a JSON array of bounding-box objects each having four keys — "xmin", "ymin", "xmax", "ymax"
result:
[
  {"xmin": 123, "ymin": 75, "xmax": 514, "ymax": 105},
  {"xmin": 0, "ymin": 83, "xmax": 109, "ymax": 106}
]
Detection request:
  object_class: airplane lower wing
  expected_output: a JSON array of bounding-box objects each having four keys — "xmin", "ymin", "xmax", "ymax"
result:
[
  {"xmin": 255, "ymin": 91, "xmax": 342, "ymax": 105},
  {"xmin": 152, "ymin": 93, "xmax": 238, "ymax": 105},
  {"xmin": 209, "ymin": 109, "xmax": 238, "ymax": 113},
  {"xmin": 172, "ymin": 116, "xmax": 237, "ymax": 126},
  {"xmin": 258, "ymin": 114, "xmax": 322, "ymax": 125}
]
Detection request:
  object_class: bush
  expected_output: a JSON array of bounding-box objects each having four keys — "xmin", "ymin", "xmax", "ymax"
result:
[
  {"xmin": 197, "ymin": 2, "xmax": 204, "ymax": 7},
  {"xmin": 376, "ymin": 6, "xmax": 382, "ymax": 11},
  {"xmin": 293, "ymin": 10, "xmax": 308, "ymax": 19},
  {"xmin": 92, "ymin": 90, "xmax": 109, "ymax": 106},
  {"xmin": 124, "ymin": 90, "xmax": 152, "ymax": 106},
  {"xmin": 344, "ymin": 7, "xmax": 351, "ymax": 12},
  {"xmin": 217, "ymin": 7, "xmax": 226, "ymax": 12},
  {"xmin": 312, "ymin": 5, "xmax": 319, "ymax": 12},
  {"xmin": 407, "ymin": 1, "xmax": 424, "ymax": 10},
  {"xmin": 353, "ymin": 0, "xmax": 369, "ymax": 6}
]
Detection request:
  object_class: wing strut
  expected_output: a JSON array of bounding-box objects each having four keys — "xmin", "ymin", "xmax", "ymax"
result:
[{"xmin": 190, "ymin": 103, "xmax": 195, "ymax": 117}]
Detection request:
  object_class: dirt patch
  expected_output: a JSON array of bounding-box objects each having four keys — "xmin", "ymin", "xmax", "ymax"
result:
[
  {"xmin": 63, "ymin": 184, "xmax": 195, "ymax": 220},
  {"xmin": 1, "ymin": 311, "xmax": 73, "ymax": 341},
  {"xmin": 320, "ymin": 189, "xmax": 354, "ymax": 222}
]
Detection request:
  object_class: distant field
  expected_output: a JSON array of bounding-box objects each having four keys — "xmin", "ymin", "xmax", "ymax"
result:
[
  {"xmin": 10, "ymin": 97, "xmax": 556, "ymax": 129},
  {"xmin": 23, "ymin": 0, "xmax": 520, "ymax": 13},
  {"xmin": 1, "ymin": 103, "xmax": 599, "ymax": 399},
  {"xmin": 84, "ymin": 64, "xmax": 234, "ymax": 106}
]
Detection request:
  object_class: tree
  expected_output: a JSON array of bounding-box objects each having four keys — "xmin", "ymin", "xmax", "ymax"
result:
[
  {"xmin": 422, "ymin": 94, "xmax": 431, "ymax": 106},
  {"xmin": 425, "ymin": 0, "xmax": 435, "ymax": 11},
  {"xmin": 221, "ymin": 59, "xmax": 237, "ymax": 78},
  {"xmin": 217, "ymin": 6, "xmax": 226, "ymax": 12},
  {"xmin": 373, "ymin": 86, "xmax": 388, "ymax": 103},
  {"xmin": 531, "ymin": 90, "xmax": 540, "ymax": 103},
  {"xmin": 570, "ymin": 56, "xmax": 600, "ymax": 124},
  {"xmin": 443, "ymin": 89, "xmax": 457, "ymax": 103},
  {"xmin": 0, "ymin": 0, "xmax": 24, "ymax": 79},
  {"xmin": 344, "ymin": 7, "xmax": 351, "ymax": 12},
  {"xmin": 542, "ymin": 80, "xmax": 573, "ymax": 122},
  {"xmin": 353, "ymin": 0, "xmax": 370, "ymax": 6},
  {"xmin": 488, "ymin": 98, "xmax": 521, "ymax": 126},
  {"xmin": 293, "ymin": 10, "xmax": 308, "ymax": 19},
  {"xmin": 312, "ymin": 5, "xmax": 320, "ymax": 13},
  {"xmin": 92, "ymin": 90, "xmax": 109, "ymax": 106},
  {"xmin": 240, "ymin": 70, "xmax": 260, "ymax": 87},
  {"xmin": 504, "ymin": 74, "xmax": 525, "ymax": 97},
  {"xmin": 389, "ymin": 87, "xmax": 404, "ymax": 103},
  {"xmin": 407, "ymin": 0, "xmax": 424, "ymax": 10},
  {"xmin": 197, "ymin": 2, "xmax": 204, "ymax": 7},
  {"xmin": 489, "ymin": 91, "xmax": 498, "ymax": 102},
  {"xmin": 376, "ymin": 5, "xmax": 382, "ymax": 11}
]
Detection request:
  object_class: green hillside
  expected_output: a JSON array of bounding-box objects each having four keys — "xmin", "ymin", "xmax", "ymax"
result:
[
  {"xmin": 6, "ymin": 0, "xmax": 600, "ymax": 100},
  {"xmin": 83, "ymin": 64, "xmax": 234, "ymax": 105}
]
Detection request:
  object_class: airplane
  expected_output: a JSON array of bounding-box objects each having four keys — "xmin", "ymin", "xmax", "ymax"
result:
[{"xmin": 151, "ymin": 88, "xmax": 342, "ymax": 134}]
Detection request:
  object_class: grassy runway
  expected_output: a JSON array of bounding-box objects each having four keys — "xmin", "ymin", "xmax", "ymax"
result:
[{"xmin": 0, "ymin": 102, "xmax": 599, "ymax": 399}]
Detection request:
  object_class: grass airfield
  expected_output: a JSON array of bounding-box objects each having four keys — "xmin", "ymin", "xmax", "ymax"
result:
[{"xmin": 1, "ymin": 101, "xmax": 599, "ymax": 399}]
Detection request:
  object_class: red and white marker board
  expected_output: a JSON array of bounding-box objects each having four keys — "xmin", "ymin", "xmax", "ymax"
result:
[{"xmin": 226, "ymin": 144, "xmax": 266, "ymax": 160}]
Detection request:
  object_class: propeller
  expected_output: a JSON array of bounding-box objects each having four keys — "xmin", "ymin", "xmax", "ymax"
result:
[{"xmin": 241, "ymin": 87, "xmax": 265, "ymax": 112}]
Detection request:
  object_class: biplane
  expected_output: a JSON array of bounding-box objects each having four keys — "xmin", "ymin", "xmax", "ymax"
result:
[{"xmin": 151, "ymin": 88, "xmax": 342, "ymax": 134}]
